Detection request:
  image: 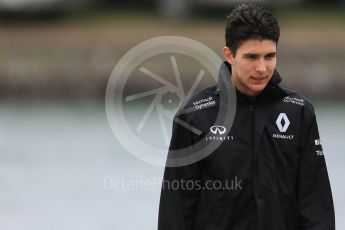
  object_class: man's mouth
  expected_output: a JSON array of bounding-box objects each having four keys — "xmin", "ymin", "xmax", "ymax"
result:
[{"xmin": 250, "ymin": 76, "xmax": 267, "ymax": 81}]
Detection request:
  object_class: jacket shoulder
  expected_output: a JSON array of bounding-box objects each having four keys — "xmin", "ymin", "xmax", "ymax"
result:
[
  {"xmin": 187, "ymin": 85, "xmax": 218, "ymax": 105},
  {"xmin": 177, "ymin": 85, "xmax": 218, "ymax": 113},
  {"xmin": 279, "ymin": 86, "xmax": 315, "ymax": 114}
]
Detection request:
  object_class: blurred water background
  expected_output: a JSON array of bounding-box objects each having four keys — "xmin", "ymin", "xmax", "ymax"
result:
[{"xmin": 0, "ymin": 0, "xmax": 344, "ymax": 229}]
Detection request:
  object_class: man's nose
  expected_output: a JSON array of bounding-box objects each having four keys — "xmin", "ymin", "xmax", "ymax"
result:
[{"xmin": 255, "ymin": 59, "xmax": 266, "ymax": 72}]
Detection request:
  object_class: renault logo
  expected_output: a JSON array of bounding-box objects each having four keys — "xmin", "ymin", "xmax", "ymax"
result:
[
  {"xmin": 276, "ymin": 113, "xmax": 290, "ymax": 133},
  {"xmin": 210, "ymin": 126, "xmax": 226, "ymax": 135}
]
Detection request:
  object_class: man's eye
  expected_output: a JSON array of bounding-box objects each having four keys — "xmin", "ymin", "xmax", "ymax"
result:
[{"xmin": 266, "ymin": 54, "xmax": 276, "ymax": 59}]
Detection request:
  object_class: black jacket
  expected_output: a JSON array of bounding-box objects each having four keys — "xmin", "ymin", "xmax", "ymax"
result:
[{"xmin": 158, "ymin": 62, "xmax": 335, "ymax": 230}]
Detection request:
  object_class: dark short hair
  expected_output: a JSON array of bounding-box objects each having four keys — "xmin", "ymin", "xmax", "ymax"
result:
[{"xmin": 225, "ymin": 3, "xmax": 280, "ymax": 56}]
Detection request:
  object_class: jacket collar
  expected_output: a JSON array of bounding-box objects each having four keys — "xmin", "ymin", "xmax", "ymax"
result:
[{"xmin": 216, "ymin": 61, "xmax": 287, "ymax": 100}]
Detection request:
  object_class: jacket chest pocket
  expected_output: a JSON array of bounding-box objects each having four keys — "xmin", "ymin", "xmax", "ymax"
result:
[
  {"xmin": 262, "ymin": 125, "xmax": 300, "ymax": 172},
  {"xmin": 205, "ymin": 139, "xmax": 254, "ymax": 179}
]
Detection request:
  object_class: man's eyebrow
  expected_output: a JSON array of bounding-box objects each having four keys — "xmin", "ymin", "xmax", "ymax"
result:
[
  {"xmin": 242, "ymin": 52, "xmax": 277, "ymax": 57},
  {"xmin": 265, "ymin": 52, "xmax": 277, "ymax": 56},
  {"xmin": 243, "ymin": 53, "xmax": 259, "ymax": 57}
]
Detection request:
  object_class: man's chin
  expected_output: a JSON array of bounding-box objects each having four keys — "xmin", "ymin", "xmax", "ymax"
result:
[{"xmin": 250, "ymin": 85, "xmax": 266, "ymax": 94}]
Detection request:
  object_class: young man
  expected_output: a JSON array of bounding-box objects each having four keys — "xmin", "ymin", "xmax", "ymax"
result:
[{"xmin": 158, "ymin": 3, "xmax": 335, "ymax": 230}]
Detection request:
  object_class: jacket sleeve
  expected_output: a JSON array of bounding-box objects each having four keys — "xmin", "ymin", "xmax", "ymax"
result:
[
  {"xmin": 297, "ymin": 104, "xmax": 335, "ymax": 230},
  {"xmin": 158, "ymin": 115, "xmax": 203, "ymax": 230}
]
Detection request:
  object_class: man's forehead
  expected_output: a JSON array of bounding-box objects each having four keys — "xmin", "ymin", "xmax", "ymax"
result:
[{"xmin": 238, "ymin": 39, "xmax": 277, "ymax": 53}]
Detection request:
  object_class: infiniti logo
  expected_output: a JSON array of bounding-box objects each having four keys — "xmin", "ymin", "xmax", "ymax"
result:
[{"xmin": 210, "ymin": 126, "xmax": 226, "ymax": 135}]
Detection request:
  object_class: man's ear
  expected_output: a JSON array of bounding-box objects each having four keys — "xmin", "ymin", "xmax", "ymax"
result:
[{"xmin": 222, "ymin": 46, "xmax": 234, "ymax": 64}]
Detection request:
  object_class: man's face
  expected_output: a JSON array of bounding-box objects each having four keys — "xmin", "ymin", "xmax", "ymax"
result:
[{"xmin": 223, "ymin": 39, "xmax": 277, "ymax": 96}]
